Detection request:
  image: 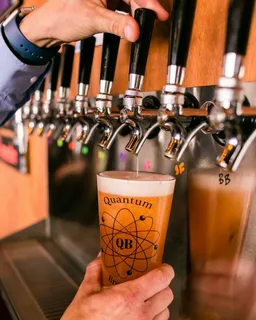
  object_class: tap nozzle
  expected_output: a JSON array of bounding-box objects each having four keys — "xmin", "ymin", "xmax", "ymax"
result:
[
  {"xmin": 98, "ymin": 117, "xmax": 114, "ymax": 148},
  {"xmin": 28, "ymin": 85, "xmax": 45, "ymax": 135},
  {"xmin": 95, "ymin": 81, "xmax": 115, "ymax": 149},
  {"xmin": 216, "ymin": 120, "xmax": 242, "ymax": 170},
  {"xmin": 28, "ymin": 120, "xmax": 37, "ymax": 135},
  {"xmin": 231, "ymin": 128, "xmax": 256, "ymax": 172},
  {"xmin": 61, "ymin": 121, "xmax": 73, "ymax": 141},
  {"xmin": 104, "ymin": 117, "xmax": 143, "ymax": 152},
  {"xmin": 133, "ymin": 122, "xmax": 160, "ymax": 156},
  {"xmin": 78, "ymin": 122, "xmax": 99, "ymax": 145},
  {"xmin": 124, "ymin": 118, "xmax": 143, "ymax": 153},
  {"xmin": 162, "ymin": 121, "xmax": 186, "ymax": 160},
  {"xmin": 176, "ymin": 121, "xmax": 208, "ymax": 162},
  {"xmin": 76, "ymin": 120, "xmax": 91, "ymax": 144}
]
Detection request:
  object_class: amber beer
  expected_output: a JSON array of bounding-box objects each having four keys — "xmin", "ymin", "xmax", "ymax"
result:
[
  {"xmin": 97, "ymin": 170, "xmax": 175, "ymax": 286},
  {"xmin": 188, "ymin": 168, "xmax": 256, "ymax": 270}
]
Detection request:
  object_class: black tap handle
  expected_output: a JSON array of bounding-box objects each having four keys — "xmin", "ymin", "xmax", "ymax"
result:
[
  {"xmin": 38, "ymin": 78, "xmax": 46, "ymax": 93},
  {"xmin": 225, "ymin": 0, "xmax": 255, "ymax": 55},
  {"xmin": 60, "ymin": 44, "xmax": 75, "ymax": 88},
  {"xmin": 79, "ymin": 37, "xmax": 96, "ymax": 85},
  {"xmin": 49, "ymin": 53, "xmax": 61, "ymax": 92},
  {"xmin": 101, "ymin": 33, "xmax": 121, "ymax": 81},
  {"xmin": 48, "ymin": 53, "xmax": 61, "ymax": 92},
  {"xmin": 129, "ymin": 8, "xmax": 156, "ymax": 76},
  {"xmin": 168, "ymin": 0, "xmax": 197, "ymax": 67}
]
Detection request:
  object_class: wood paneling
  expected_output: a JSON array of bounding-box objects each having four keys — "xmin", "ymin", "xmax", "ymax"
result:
[{"xmin": 0, "ymin": 135, "xmax": 48, "ymax": 239}]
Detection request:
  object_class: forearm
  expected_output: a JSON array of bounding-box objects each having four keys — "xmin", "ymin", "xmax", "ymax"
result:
[{"xmin": 0, "ymin": 30, "xmax": 49, "ymax": 125}]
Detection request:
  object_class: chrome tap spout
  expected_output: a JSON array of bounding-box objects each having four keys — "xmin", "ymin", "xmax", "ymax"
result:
[
  {"xmin": 80, "ymin": 122, "xmax": 100, "ymax": 145},
  {"xmin": 46, "ymin": 121, "xmax": 65, "ymax": 140},
  {"xmin": 133, "ymin": 122, "xmax": 160, "ymax": 156},
  {"xmin": 176, "ymin": 121, "xmax": 208, "ymax": 162},
  {"xmin": 34, "ymin": 121, "xmax": 46, "ymax": 137},
  {"xmin": 28, "ymin": 120, "xmax": 37, "ymax": 135},
  {"xmin": 105, "ymin": 123, "xmax": 128, "ymax": 150},
  {"xmin": 231, "ymin": 129, "xmax": 256, "ymax": 172},
  {"xmin": 125, "ymin": 118, "xmax": 143, "ymax": 153},
  {"xmin": 76, "ymin": 120, "xmax": 91, "ymax": 144},
  {"xmin": 163, "ymin": 121, "xmax": 186, "ymax": 160},
  {"xmin": 216, "ymin": 121, "xmax": 242, "ymax": 170},
  {"xmin": 104, "ymin": 117, "xmax": 143, "ymax": 152},
  {"xmin": 98, "ymin": 118, "xmax": 114, "ymax": 149},
  {"xmin": 61, "ymin": 119, "xmax": 73, "ymax": 142}
]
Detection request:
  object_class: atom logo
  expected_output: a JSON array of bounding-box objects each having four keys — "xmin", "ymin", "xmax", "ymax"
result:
[{"xmin": 100, "ymin": 208, "xmax": 160, "ymax": 279}]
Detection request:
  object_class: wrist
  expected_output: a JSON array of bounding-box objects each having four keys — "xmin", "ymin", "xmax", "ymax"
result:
[
  {"xmin": 3, "ymin": 7, "xmax": 61, "ymax": 66},
  {"xmin": 19, "ymin": 8, "xmax": 62, "ymax": 48}
]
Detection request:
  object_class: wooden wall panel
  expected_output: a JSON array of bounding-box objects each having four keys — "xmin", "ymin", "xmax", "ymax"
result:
[{"xmin": 0, "ymin": 135, "xmax": 48, "ymax": 239}]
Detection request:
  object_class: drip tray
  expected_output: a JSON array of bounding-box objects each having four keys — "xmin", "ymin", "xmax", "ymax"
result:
[{"xmin": 0, "ymin": 240, "xmax": 84, "ymax": 320}]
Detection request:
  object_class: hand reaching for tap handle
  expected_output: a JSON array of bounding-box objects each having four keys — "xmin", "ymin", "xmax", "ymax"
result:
[
  {"xmin": 61, "ymin": 256, "xmax": 174, "ymax": 320},
  {"xmin": 19, "ymin": 0, "xmax": 169, "ymax": 48}
]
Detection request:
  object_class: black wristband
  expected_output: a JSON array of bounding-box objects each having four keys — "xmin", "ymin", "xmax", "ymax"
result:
[{"xmin": 2, "ymin": 8, "xmax": 60, "ymax": 66}]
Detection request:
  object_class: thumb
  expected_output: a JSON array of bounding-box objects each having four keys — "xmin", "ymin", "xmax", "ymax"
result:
[
  {"xmin": 81, "ymin": 257, "xmax": 103, "ymax": 295},
  {"xmin": 93, "ymin": 8, "xmax": 140, "ymax": 42}
]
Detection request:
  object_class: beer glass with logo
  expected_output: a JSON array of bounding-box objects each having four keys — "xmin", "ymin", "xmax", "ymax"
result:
[{"xmin": 97, "ymin": 170, "xmax": 176, "ymax": 286}]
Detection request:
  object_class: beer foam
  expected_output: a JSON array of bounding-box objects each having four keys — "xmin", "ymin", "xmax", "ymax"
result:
[{"xmin": 97, "ymin": 171, "xmax": 175, "ymax": 196}]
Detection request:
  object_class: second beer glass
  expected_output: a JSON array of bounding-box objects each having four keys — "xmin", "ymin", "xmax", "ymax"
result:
[{"xmin": 97, "ymin": 170, "xmax": 175, "ymax": 286}]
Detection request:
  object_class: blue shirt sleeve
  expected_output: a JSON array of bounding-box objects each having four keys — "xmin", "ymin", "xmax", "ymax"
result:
[{"xmin": 0, "ymin": 31, "xmax": 50, "ymax": 125}]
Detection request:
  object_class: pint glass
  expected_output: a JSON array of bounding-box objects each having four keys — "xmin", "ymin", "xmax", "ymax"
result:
[
  {"xmin": 97, "ymin": 170, "xmax": 176, "ymax": 286},
  {"xmin": 187, "ymin": 168, "xmax": 256, "ymax": 319},
  {"xmin": 188, "ymin": 168, "xmax": 256, "ymax": 268}
]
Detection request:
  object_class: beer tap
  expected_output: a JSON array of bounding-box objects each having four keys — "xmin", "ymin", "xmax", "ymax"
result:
[
  {"xmin": 77, "ymin": 33, "xmax": 120, "ymax": 146},
  {"xmin": 134, "ymin": 0, "xmax": 197, "ymax": 159},
  {"xmin": 22, "ymin": 93, "xmax": 34, "ymax": 121},
  {"xmin": 48, "ymin": 44, "xmax": 75, "ymax": 140},
  {"xmin": 27, "ymin": 79, "xmax": 45, "ymax": 135},
  {"xmin": 105, "ymin": 8, "xmax": 156, "ymax": 152},
  {"xmin": 60, "ymin": 37, "xmax": 96, "ymax": 143},
  {"xmin": 160, "ymin": 0, "xmax": 197, "ymax": 160},
  {"xmin": 36, "ymin": 53, "xmax": 61, "ymax": 137},
  {"xmin": 209, "ymin": 0, "xmax": 255, "ymax": 170},
  {"xmin": 92, "ymin": 33, "xmax": 121, "ymax": 148}
]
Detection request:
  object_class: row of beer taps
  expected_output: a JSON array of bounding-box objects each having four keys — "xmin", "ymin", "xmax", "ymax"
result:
[{"xmin": 22, "ymin": 0, "xmax": 256, "ymax": 172}]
